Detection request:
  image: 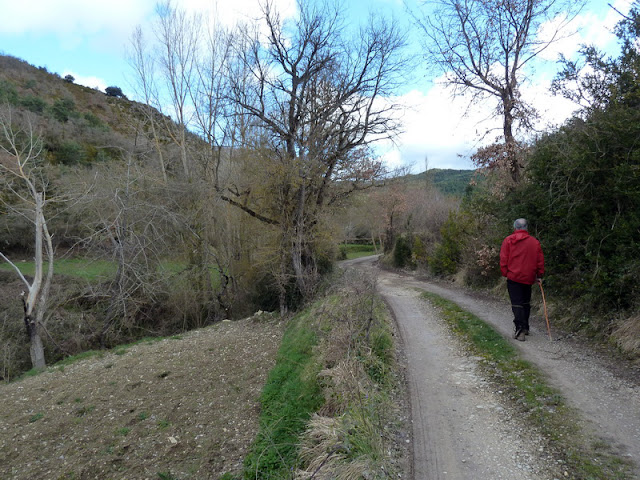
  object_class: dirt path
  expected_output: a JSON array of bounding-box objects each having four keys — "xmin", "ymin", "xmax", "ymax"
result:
[{"xmin": 344, "ymin": 256, "xmax": 640, "ymax": 479}]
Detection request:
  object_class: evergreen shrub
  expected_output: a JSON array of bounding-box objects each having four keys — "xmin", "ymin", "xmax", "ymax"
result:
[
  {"xmin": 20, "ymin": 95, "xmax": 46, "ymax": 114},
  {"xmin": 429, "ymin": 211, "xmax": 467, "ymax": 276},
  {"xmin": 392, "ymin": 235, "xmax": 413, "ymax": 268}
]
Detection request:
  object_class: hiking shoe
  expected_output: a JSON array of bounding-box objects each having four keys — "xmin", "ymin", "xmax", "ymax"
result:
[
  {"xmin": 524, "ymin": 329, "xmax": 530, "ymax": 336},
  {"xmin": 513, "ymin": 327, "xmax": 522, "ymax": 340},
  {"xmin": 515, "ymin": 330, "xmax": 526, "ymax": 341}
]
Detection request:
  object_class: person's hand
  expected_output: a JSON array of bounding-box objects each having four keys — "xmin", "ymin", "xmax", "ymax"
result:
[{"xmin": 535, "ymin": 277, "xmax": 542, "ymax": 284}]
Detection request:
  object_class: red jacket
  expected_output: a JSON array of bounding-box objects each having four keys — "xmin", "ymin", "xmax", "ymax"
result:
[{"xmin": 500, "ymin": 230, "xmax": 544, "ymax": 285}]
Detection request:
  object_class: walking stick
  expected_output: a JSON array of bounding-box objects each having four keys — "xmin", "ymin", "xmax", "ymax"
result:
[{"xmin": 538, "ymin": 281, "xmax": 552, "ymax": 341}]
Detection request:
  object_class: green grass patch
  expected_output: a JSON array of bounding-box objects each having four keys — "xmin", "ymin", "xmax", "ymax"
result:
[
  {"xmin": 339, "ymin": 243, "xmax": 377, "ymax": 260},
  {"xmin": 157, "ymin": 472, "xmax": 179, "ymax": 480},
  {"xmin": 157, "ymin": 419, "xmax": 170, "ymax": 430},
  {"xmin": 421, "ymin": 291, "xmax": 632, "ymax": 480},
  {"xmin": 55, "ymin": 350, "xmax": 104, "ymax": 368},
  {"xmin": 137, "ymin": 411, "xmax": 150, "ymax": 421},
  {"xmin": 75, "ymin": 405, "xmax": 95, "ymax": 417},
  {"xmin": 0, "ymin": 258, "xmax": 116, "ymax": 281},
  {"xmin": 10, "ymin": 337, "xmax": 172, "ymax": 384},
  {"xmin": 15, "ymin": 367, "xmax": 45, "ymax": 381},
  {"xmin": 0, "ymin": 257, "xmax": 222, "ymax": 284},
  {"xmin": 243, "ymin": 308, "xmax": 323, "ymax": 479}
]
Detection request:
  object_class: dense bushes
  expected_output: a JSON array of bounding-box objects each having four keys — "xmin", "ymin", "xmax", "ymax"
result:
[
  {"xmin": 428, "ymin": 211, "xmax": 469, "ymax": 276},
  {"xmin": 405, "ymin": 7, "xmax": 640, "ymax": 350},
  {"xmin": 392, "ymin": 235, "xmax": 413, "ymax": 268},
  {"xmin": 425, "ymin": 101, "xmax": 640, "ymax": 328},
  {"xmin": 510, "ymin": 108, "xmax": 640, "ymax": 314},
  {"xmin": 386, "ymin": 210, "xmax": 472, "ymax": 278}
]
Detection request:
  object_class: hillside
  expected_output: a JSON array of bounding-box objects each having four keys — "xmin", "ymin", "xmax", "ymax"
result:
[
  {"xmin": 0, "ymin": 317, "xmax": 284, "ymax": 479},
  {"xmin": 0, "ymin": 54, "xmax": 166, "ymax": 166},
  {"xmin": 419, "ymin": 168, "xmax": 475, "ymax": 197}
]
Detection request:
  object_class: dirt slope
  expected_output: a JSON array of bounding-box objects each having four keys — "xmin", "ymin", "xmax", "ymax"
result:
[
  {"xmin": 345, "ymin": 256, "xmax": 640, "ymax": 479},
  {"xmin": 0, "ymin": 316, "xmax": 283, "ymax": 480}
]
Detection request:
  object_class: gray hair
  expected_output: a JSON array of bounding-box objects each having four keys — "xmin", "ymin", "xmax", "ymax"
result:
[{"xmin": 514, "ymin": 218, "xmax": 528, "ymax": 230}]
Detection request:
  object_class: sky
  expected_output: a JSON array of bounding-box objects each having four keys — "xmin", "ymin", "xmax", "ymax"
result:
[{"xmin": 0, "ymin": 0, "xmax": 633, "ymax": 171}]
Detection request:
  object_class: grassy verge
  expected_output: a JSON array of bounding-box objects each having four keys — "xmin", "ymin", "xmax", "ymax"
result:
[
  {"xmin": 339, "ymin": 243, "xmax": 377, "ymax": 260},
  {"xmin": 237, "ymin": 274, "xmax": 406, "ymax": 480},
  {"xmin": 421, "ymin": 291, "xmax": 632, "ymax": 480},
  {"xmin": 242, "ymin": 309, "xmax": 324, "ymax": 479}
]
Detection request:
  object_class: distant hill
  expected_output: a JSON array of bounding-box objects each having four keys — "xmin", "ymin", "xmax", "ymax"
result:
[{"xmin": 413, "ymin": 168, "xmax": 476, "ymax": 197}]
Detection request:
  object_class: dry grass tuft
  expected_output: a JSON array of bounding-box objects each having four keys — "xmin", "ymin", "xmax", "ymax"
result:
[
  {"xmin": 317, "ymin": 359, "xmax": 366, "ymax": 416},
  {"xmin": 611, "ymin": 315, "xmax": 640, "ymax": 358},
  {"xmin": 296, "ymin": 415, "xmax": 373, "ymax": 480}
]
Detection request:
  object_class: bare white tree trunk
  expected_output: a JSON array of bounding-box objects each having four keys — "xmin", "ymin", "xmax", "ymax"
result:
[{"xmin": 0, "ymin": 108, "xmax": 54, "ymax": 370}]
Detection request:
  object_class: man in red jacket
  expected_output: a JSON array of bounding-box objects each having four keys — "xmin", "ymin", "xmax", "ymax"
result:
[{"xmin": 500, "ymin": 218, "xmax": 544, "ymax": 341}]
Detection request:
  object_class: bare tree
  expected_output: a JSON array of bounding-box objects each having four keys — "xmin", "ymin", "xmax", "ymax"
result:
[
  {"xmin": 189, "ymin": 15, "xmax": 238, "ymax": 179},
  {"xmin": 129, "ymin": 26, "xmax": 169, "ymax": 183},
  {"xmin": 221, "ymin": 0, "xmax": 407, "ymax": 309},
  {"xmin": 76, "ymin": 156, "xmax": 186, "ymax": 344},
  {"xmin": 411, "ymin": 0, "xmax": 584, "ymax": 182},
  {"xmin": 149, "ymin": 0, "xmax": 200, "ymax": 179},
  {"xmin": 0, "ymin": 108, "xmax": 53, "ymax": 369}
]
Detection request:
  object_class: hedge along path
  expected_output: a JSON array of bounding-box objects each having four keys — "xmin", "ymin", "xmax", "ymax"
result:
[{"xmin": 344, "ymin": 255, "xmax": 640, "ymax": 478}]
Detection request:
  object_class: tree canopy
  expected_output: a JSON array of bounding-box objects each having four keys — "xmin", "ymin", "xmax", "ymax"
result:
[
  {"xmin": 105, "ymin": 86, "xmax": 126, "ymax": 98},
  {"xmin": 412, "ymin": 0, "xmax": 585, "ymax": 182}
]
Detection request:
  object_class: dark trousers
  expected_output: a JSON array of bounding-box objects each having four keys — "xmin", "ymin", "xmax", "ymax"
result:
[{"xmin": 507, "ymin": 279, "xmax": 531, "ymax": 332}]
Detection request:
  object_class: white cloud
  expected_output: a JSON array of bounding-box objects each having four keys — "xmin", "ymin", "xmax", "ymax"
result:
[
  {"xmin": 376, "ymin": 84, "xmax": 501, "ymax": 171},
  {"xmin": 522, "ymin": 78, "xmax": 579, "ymax": 130},
  {"xmin": 538, "ymin": 0, "xmax": 635, "ymax": 62},
  {"xmin": 181, "ymin": 0, "xmax": 297, "ymax": 26},
  {"xmin": 62, "ymin": 70, "xmax": 108, "ymax": 92},
  {"xmin": 0, "ymin": 0, "xmax": 153, "ymax": 39},
  {"xmin": 0, "ymin": 0, "xmax": 297, "ymax": 50},
  {"xmin": 380, "ymin": 148, "xmax": 403, "ymax": 169},
  {"xmin": 379, "ymin": 67, "xmax": 582, "ymax": 172}
]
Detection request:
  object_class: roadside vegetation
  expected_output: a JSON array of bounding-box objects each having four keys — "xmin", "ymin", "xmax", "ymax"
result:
[
  {"xmin": 0, "ymin": 0, "xmax": 637, "ymax": 477},
  {"xmin": 238, "ymin": 272, "xmax": 407, "ymax": 480},
  {"xmin": 0, "ymin": 258, "xmax": 218, "ymax": 282},
  {"xmin": 422, "ymin": 292, "xmax": 632, "ymax": 480}
]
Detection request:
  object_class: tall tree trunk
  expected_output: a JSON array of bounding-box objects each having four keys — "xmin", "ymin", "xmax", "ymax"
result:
[
  {"xmin": 503, "ymin": 95, "xmax": 520, "ymax": 183},
  {"xmin": 180, "ymin": 129, "xmax": 190, "ymax": 179},
  {"xmin": 292, "ymin": 184, "xmax": 308, "ymax": 298},
  {"xmin": 24, "ymin": 192, "xmax": 48, "ymax": 369},
  {"xmin": 29, "ymin": 329, "xmax": 46, "ymax": 370},
  {"xmin": 150, "ymin": 117, "xmax": 168, "ymax": 183}
]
